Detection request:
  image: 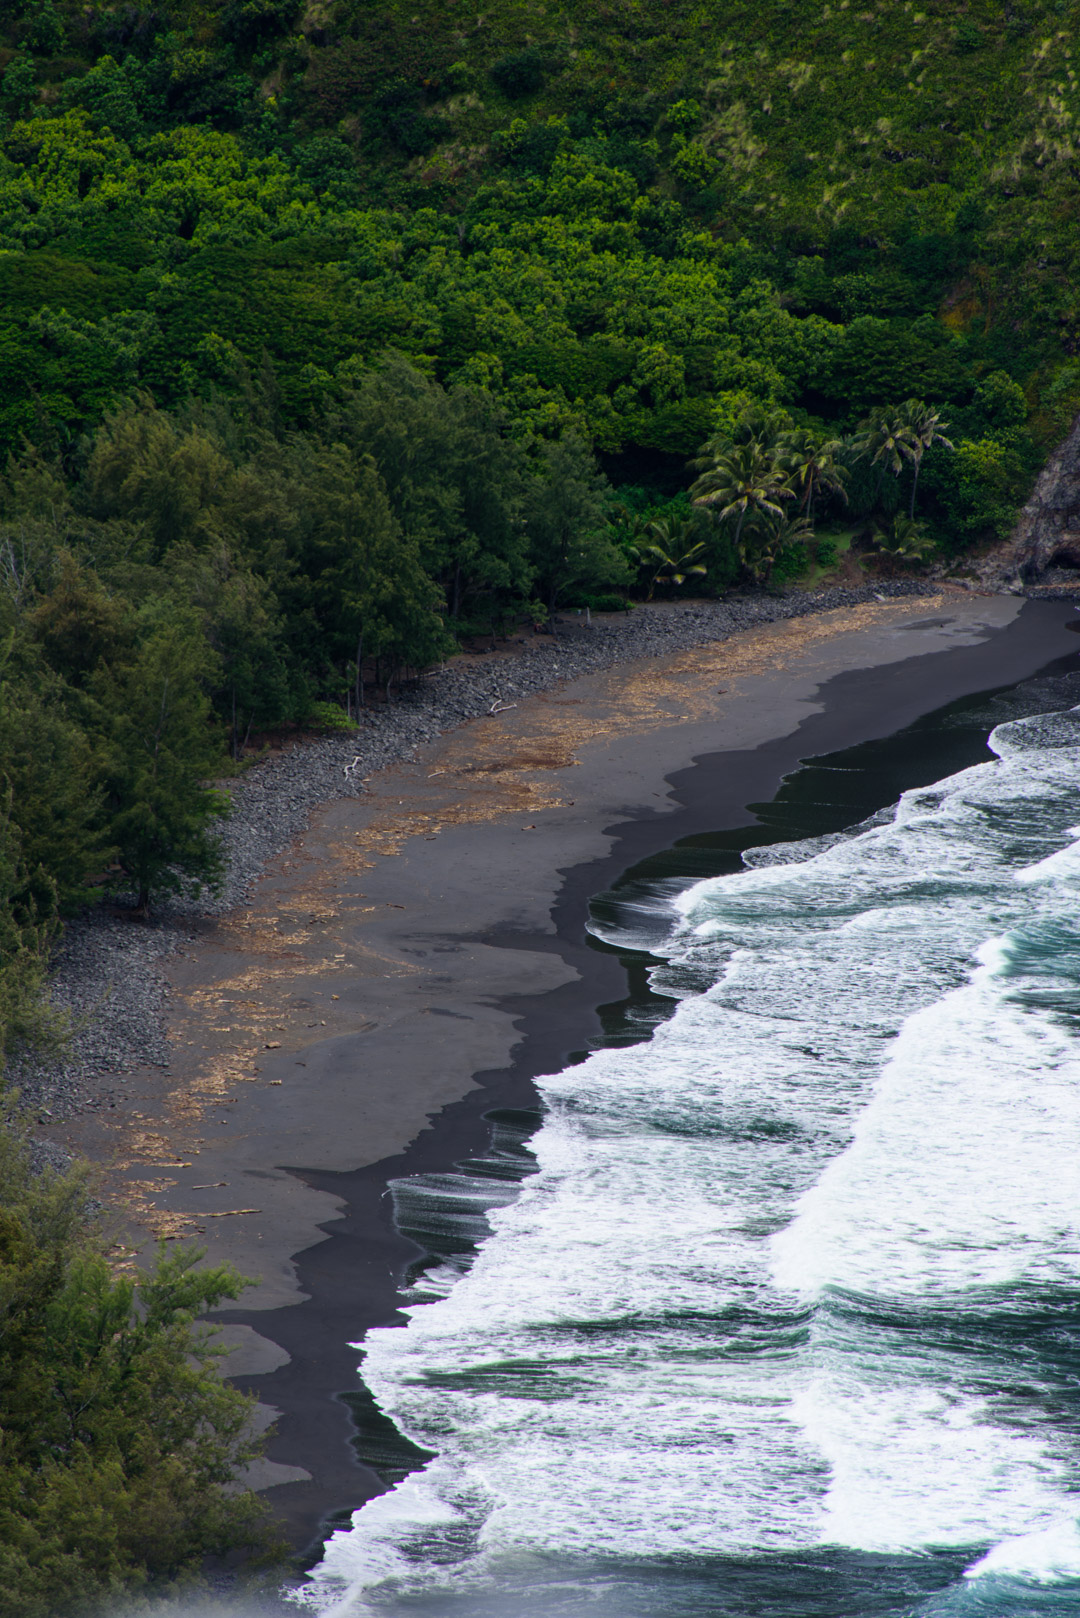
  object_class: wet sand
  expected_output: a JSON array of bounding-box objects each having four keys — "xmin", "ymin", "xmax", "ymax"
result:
[{"xmin": 49, "ymin": 591, "xmax": 1080, "ymax": 1550}]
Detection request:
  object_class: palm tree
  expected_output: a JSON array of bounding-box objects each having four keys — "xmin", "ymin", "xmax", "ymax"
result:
[
  {"xmin": 778, "ymin": 428, "xmax": 849, "ymax": 521},
  {"xmin": 742, "ymin": 510, "xmax": 814, "ymax": 584},
  {"xmin": 853, "ymin": 408, "xmax": 917, "ymax": 487},
  {"xmin": 611, "ymin": 504, "xmax": 653, "ymax": 555},
  {"xmin": 871, "ymin": 514, "xmax": 933, "ymax": 560},
  {"xmin": 640, "ymin": 519, "xmax": 708, "ymax": 599},
  {"xmin": 898, "ymin": 400, "xmax": 953, "ymax": 518},
  {"xmin": 690, "ymin": 440, "xmax": 793, "ymax": 556},
  {"xmin": 730, "ymin": 406, "xmax": 795, "ymax": 453},
  {"xmin": 854, "ymin": 400, "xmax": 952, "ymax": 519},
  {"xmin": 692, "ymin": 407, "xmax": 793, "ymax": 478}
]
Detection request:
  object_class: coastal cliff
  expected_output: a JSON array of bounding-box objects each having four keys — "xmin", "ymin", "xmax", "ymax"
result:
[{"xmin": 977, "ymin": 413, "xmax": 1080, "ymax": 592}]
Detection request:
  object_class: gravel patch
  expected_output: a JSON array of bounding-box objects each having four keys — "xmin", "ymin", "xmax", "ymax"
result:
[{"xmin": 9, "ymin": 583, "xmax": 933, "ymax": 1121}]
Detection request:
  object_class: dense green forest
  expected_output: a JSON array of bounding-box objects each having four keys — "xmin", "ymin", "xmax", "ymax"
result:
[{"xmin": 1, "ymin": 2, "xmax": 1078, "ymax": 1598}]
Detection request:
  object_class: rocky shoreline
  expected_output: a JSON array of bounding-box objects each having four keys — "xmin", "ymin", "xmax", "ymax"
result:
[{"xmin": 11, "ymin": 583, "xmax": 935, "ymax": 1129}]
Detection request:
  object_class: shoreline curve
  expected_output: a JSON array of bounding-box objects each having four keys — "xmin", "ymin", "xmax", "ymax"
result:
[{"xmin": 45, "ymin": 590, "xmax": 1080, "ymax": 1559}]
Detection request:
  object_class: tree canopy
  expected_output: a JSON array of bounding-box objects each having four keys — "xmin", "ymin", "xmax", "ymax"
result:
[{"xmin": 0, "ymin": 1105, "xmax": 278, "ymax": 1617}]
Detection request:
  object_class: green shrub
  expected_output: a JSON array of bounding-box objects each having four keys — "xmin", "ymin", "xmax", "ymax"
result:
[
  {"xmin": 489, "ymin": 48, "xmax": 546, "ymax": 99},
  {"xmin": 813, "ymin": 537, "xmax": 840, "ymax": 570},
  {"xmin": 444, "ymin": 61, "xmax": 474, "ymax": 94},
  {"xmin": 665, "ymin": 99, "xmax": 701, "ymax": 132},
  {"xmin": 371, "ymin": 79, "xmax": 438, "ymax": 154},
  {"xmin": 22, "ymin": 2, "xmax": 64, "ymax": 55},
  {"xmin": 221, "ymin": 0, "xmax": 299, "ymax": 49},
  {"xmin": 922, "ymin": 437, "xmax": 1029, "ymax": 555},
  {"xmin": 305, "ymin": 701, "xmax": 358, "ymax": 731},
  {"xmin": 568, "ymin": 592, "xmax": 628, "ymax": 612},
  {"xmin": 771, "ymin": 541, "xmax": 810, "ymax": 584},
  {"xmin": 953, "ymin": 20, "xmax": 984, "ymax": 54},
  {"xmin": 0, "ymin": 1106, "xmax": 279, "ymax": 1618},
  {"xmin": 0, "ymin": 53, "xmax": 36, "ymax": 115}
]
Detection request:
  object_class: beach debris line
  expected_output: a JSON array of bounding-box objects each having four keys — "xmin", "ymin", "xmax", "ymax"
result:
[{"xmin": 14, "ymin": 583, "xmax": 937, "ymax": 1132}]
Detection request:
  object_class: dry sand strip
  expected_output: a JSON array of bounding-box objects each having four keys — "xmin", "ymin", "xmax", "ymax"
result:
[
  {"xmin": 48, "ymin": 592, "xmax": 1079, "ymax": 1520},
  {"xmin": 14, "ymin": 586, "xmax": 939, "ymax": 1127}
]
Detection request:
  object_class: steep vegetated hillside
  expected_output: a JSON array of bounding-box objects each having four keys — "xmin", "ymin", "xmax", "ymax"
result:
[{"xmin": 2, "ymin": 0, "xmax": 1076, "ymax": 486}]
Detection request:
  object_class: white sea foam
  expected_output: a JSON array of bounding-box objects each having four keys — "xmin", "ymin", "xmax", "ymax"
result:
[
  {"xmin": 966, "ymin": 1518, "xmax": 1080, "ymax": 1582},
  {"xmin": 301, "ymin": 706, "xmax": 1080, "ymax": 1614},
  {"xmin": 1015, "ymin": 834, "xmax": 1080, "ymax": 886}
]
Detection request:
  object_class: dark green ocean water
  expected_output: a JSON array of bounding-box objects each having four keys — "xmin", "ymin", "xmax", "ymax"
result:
[{"xmin": 300, "ymin": 659, "xmax": 1080, "ymax": 1618}]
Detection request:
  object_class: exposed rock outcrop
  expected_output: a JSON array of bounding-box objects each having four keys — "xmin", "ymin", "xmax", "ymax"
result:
[{"xmin": 975, "ymin": 413, "xmax": 1080, "ymax": 592}]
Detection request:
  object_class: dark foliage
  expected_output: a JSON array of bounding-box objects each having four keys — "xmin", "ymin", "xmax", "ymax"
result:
[{"xmin": 0, "ymin": 1107, "xmax": 279, "ymax": 1618}]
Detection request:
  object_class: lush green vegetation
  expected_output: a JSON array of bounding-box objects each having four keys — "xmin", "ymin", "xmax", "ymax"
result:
[
  {"xmin": 1, "ymin": 0, "xmax": 1075, "ymax": 509},
  {"xmin": 1, "ymin": 2, "xmax": 1078, "ymax": 1596},
  {"xmin": 3, "ymin": 0, "xmax": 1078, "ymax": 422},
  {"xmin": 0, "ymin": 1104, "xmax": 276, "ymax": 1616}
]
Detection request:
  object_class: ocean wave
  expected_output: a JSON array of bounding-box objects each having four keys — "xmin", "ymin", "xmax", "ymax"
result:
[{"xmin": 300, "ymin": 705, "xmax": 1080, "ymax": 1616}]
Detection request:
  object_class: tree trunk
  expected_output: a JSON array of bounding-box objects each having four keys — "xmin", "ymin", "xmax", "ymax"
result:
[
  {"xmin": 231, "ymin": 683, "xmax": 237, "ymax": 762},
  {"xmin": 356, "ymin": 629, "xmax": 364, "ymax": 711},
  {"xmin": 909, "ymin": 457, "xmax": 922, "ymax": 520}
]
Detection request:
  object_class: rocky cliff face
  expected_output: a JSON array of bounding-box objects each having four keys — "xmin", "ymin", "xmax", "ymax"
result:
[{"xmin": 976, "ymin": 414, "xmax": 1080, "ymax": 592}]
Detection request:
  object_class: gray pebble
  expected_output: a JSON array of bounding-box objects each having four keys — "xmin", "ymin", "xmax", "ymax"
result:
[{"xmin": 10, "ymin": 583, "xmax": 932, "ymax": 1121}]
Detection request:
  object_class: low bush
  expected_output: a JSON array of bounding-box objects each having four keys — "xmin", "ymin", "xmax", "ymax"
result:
[{"xmin": 489, "ymin": 47, "xmax": 546, "ymax": 98}]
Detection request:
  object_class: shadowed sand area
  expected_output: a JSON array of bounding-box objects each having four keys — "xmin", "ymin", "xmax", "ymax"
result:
[{"xmin": 50, "ymin": 590, "xmax": 1080, "ymax": 1549}]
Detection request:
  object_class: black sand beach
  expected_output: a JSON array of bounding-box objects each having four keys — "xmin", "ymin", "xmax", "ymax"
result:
[{"xmin": 49, "ymin": 592, "xmax": 1080, "ymax": 1560}]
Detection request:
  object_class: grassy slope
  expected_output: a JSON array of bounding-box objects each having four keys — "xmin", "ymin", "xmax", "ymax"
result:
[
  {"xmin": 299, "ymin": 0, "xmax": 1079, "ymax": 348},
  {"xmin": 3, "ymin": 1, "xmax": 1080, "ymax": 487}
]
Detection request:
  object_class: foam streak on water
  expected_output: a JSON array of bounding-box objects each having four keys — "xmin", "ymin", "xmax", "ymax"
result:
[{"xmin": 300, "ymin": 708, "xmax": 1080, "ymax": 1618}]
